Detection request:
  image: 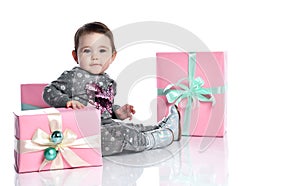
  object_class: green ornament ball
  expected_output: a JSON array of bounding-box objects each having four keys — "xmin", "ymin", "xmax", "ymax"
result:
[
  {"xmin": 50, "ymin": 131, "xmax": 63, "ymax": 144},
  {"xmin": 44, "ymin": 147, "xmax": 57, "ymax": 161}
]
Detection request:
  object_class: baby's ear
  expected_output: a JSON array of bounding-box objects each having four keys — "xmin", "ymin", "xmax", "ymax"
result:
[
  {"xmin": 110, "ymin": 51, "xmax": 117, "ymax": 62},
  {"xmin": 72, "ymin": 50, "xmax": 78, "ymax": 63}
]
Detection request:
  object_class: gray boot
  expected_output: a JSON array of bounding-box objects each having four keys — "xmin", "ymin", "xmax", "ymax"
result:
[
  {"xmin": 158, "ymin": 105, "xmax": 181, "ymax": 141},
  {"xmin": 145, "ymin": 128, "xmax": 174, "ymax": 150}
]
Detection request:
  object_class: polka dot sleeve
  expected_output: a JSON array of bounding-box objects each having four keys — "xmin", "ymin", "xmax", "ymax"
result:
[{"xmin": 43, "ymin": 70, "xmax": 74, "ymax": 107}]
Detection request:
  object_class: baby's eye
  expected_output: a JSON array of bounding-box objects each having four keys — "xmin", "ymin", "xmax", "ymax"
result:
[
  {"xmin": 99, "ymin": 49, "xmax": 107, "ymax": 53},
  {"xmin": 83, "ymin": 49, "xmax": 91, "ymax": 53}
]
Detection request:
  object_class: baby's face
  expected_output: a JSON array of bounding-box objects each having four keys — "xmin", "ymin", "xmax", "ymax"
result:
[{"xmin": 77, "ymin": 33, "xmax": 115, "ymax": 74}]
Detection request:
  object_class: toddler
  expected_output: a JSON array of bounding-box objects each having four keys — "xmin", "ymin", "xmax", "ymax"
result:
[{"xmin": 43, "ymin": 21, "xmax": 181, "ymax": 156}]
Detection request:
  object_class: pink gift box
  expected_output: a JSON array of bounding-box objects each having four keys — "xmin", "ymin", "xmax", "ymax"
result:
[
  {"xmin": 156, "ymin": 52, "xmax": 227, "ymax": 137},
  {"xmin": 21, "ymin": 84, "xmax": 50, "ymax": 110},
  {"xmin": 14, "ymin": 107, "xmax": 102, "ymax": 173}
]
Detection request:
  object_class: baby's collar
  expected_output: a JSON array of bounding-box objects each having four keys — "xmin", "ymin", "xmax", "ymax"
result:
[{"xmin": 74, "ymin": 67, "xmax": 108, "ymax": 76}]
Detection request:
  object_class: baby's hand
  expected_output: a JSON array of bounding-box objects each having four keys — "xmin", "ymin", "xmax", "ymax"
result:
[
  {"xmin": 66, "ymin": 100, "xmax": 85, "ymax": 109},
  {"xmin": 115, "ymin": 104, "xmax": 136, "ymax": 120}
]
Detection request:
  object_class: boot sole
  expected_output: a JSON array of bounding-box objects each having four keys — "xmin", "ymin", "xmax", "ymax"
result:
[{"xmin": 174, "ymin": 105, "xmax": 182, "ymax": 141}]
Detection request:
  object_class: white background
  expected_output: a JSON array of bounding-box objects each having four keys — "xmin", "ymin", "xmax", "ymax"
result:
[{"xmin": 1, "ymin": 0, "xmax": 300, "ymax": 185}]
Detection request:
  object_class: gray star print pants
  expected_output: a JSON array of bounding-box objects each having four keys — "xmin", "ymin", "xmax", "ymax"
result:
[{"xmin": 101, "ymin": 121, "xmax": 158, "ymax": 156}]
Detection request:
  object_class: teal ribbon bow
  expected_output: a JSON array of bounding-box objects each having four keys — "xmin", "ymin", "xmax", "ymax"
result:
[
  {"xmin": 157, "ymin": 52, "xmax": 225, "ymax": 135},
  {"xmin": 163, "ymin": 76, "xmax": 215, "ymax": 106}
]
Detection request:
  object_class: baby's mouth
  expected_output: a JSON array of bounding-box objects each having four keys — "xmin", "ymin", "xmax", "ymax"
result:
[{"xmin": 91, "ymin": 64, "xmax": 102, "ymax": 67}]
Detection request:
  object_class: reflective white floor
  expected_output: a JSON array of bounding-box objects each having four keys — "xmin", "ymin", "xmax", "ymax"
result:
[{"xmin": 15, "ymin": 136, "xmax": 228, "ymax": 186}]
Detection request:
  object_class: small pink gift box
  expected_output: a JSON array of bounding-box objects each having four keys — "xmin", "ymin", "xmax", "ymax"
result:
[
  {"xmin": 21, "ymin": 84, "xmax": 50, "ymax": 110},
  {"xmin": 14, "ymin": 107, "xmax": 102, "ymax": 173},
  {"xmin": 157, "ymin": 52, "xmax": 227, "ymax": 137}
]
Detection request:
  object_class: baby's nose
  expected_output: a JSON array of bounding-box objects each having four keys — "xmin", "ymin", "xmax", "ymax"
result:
[{"xmin": 92, "ymin": 55, "xmax": 99, "ymax": 60}]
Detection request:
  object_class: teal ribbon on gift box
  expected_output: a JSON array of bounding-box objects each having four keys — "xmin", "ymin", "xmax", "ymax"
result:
[
  {"xmin": 21, "ymin": 103, "xmax": 43, "ymax": 110},
  {"xmin": 157, "ymin": 52, "xmax": 226, "ymax": 135}
]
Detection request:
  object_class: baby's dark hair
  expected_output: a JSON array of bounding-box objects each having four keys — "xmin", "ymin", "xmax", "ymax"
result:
[{"xmin": 74, "ymin": 21, "xmax": 116, "ymax": 54}]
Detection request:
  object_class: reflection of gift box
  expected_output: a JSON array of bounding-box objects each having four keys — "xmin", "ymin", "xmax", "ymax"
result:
[
  {"xmin": 14, "ymin": 107, "xmax": 102, "ymax": 173},
  {"xmin": 15, "ymin": 166, "xmax": 103, "ymax": 186},
  {"xmin": 157, "ymin": 52, "xmax": 226, "ymax": 136},
  {"xmin": 21, "ymin": 84, "xmax": 50, "ymax": 110},
  {"xmin": 160, "ymin": 137, "xmax": 228, "ymax": 185}
]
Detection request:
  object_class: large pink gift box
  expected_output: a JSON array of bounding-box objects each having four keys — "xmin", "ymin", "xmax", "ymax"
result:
[
  {"xmin": 14, "ymin": 107, "xmax": 102, "ymax": 173},
  {"xmin": 157, "ymin": 52, "xmax": 227, "ymax": 137}
]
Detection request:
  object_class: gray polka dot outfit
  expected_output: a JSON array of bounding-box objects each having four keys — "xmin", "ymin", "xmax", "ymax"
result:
[{"xmin": 43, "ymin": 67, "xmax": 158, "ymax": 156}]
